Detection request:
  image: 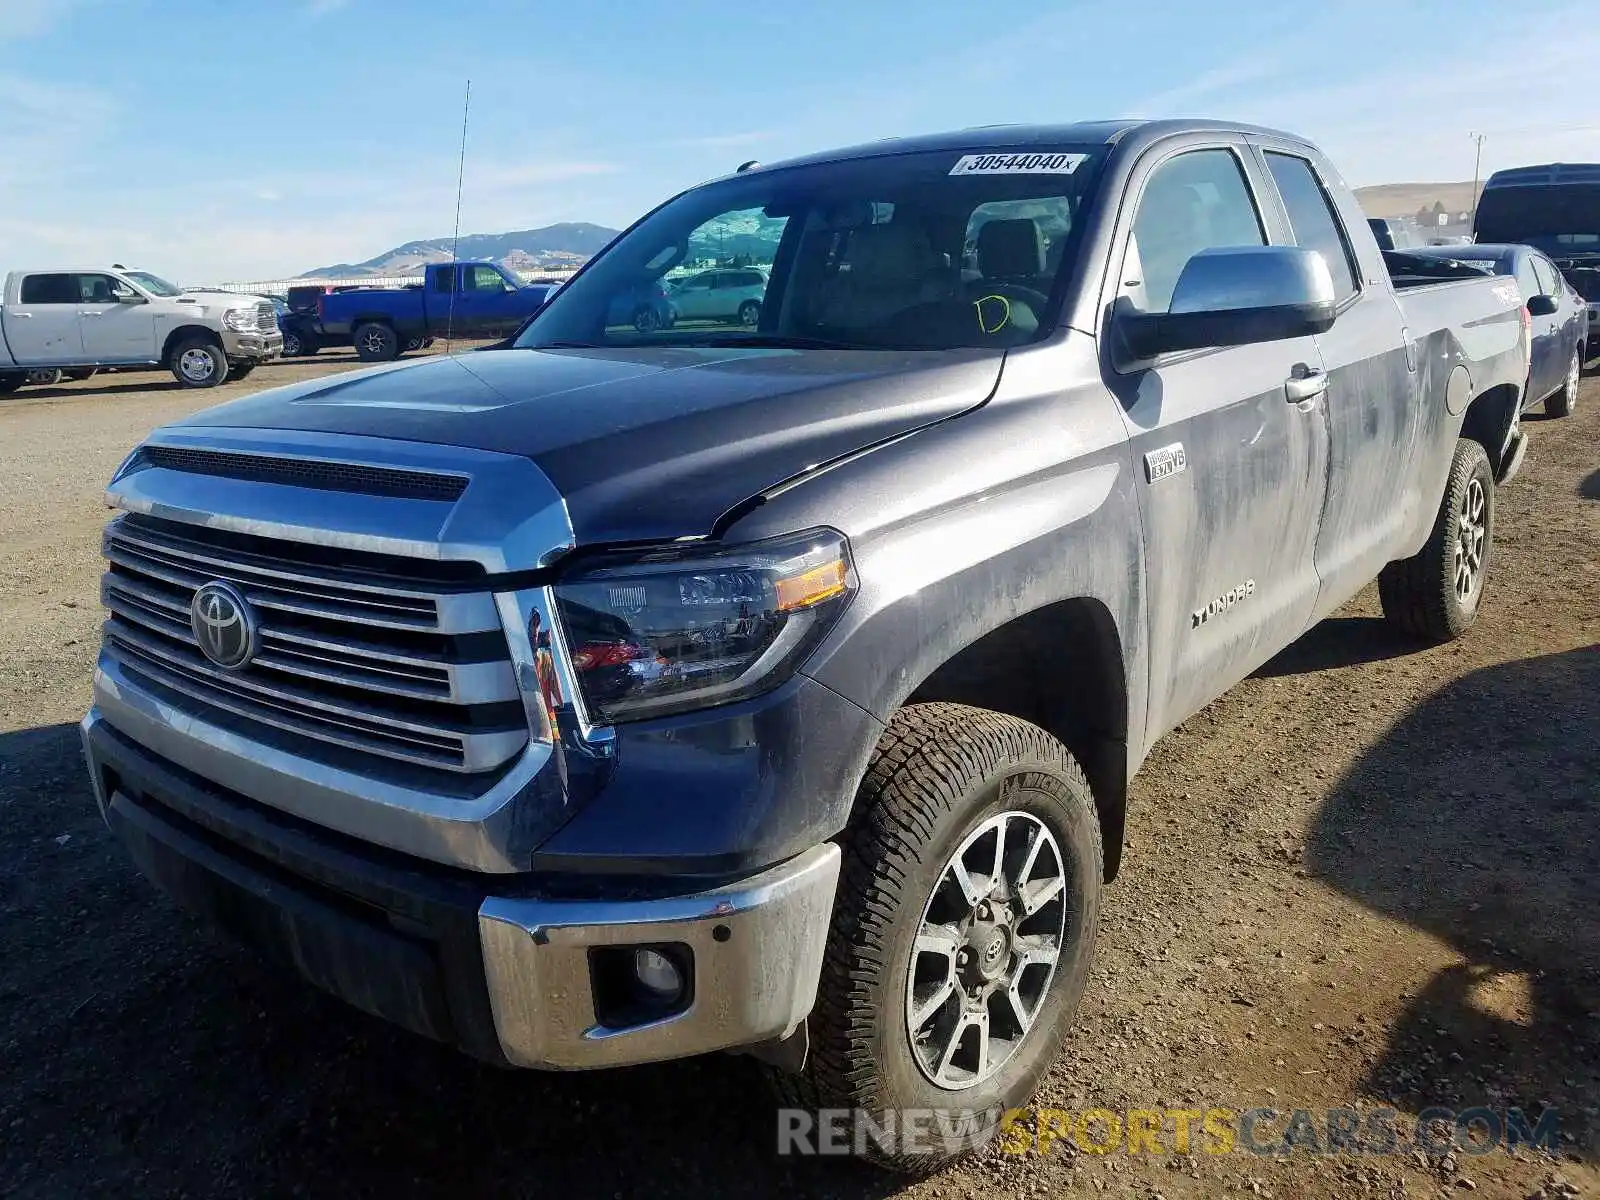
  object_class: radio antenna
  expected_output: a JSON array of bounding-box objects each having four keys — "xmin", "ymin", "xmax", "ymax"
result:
[{"xmin": 445, "ymin": 79, "xmax": 471, "ymax": 353}]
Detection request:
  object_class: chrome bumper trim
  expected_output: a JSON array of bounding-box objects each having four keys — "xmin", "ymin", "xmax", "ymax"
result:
[
  {"xmin": 85, "ymin": 668, "xmax": 551, "ymax": 873},
  {"xmin": 478, "ymin": 843, "xmax": 840, "ymax": 1069}
]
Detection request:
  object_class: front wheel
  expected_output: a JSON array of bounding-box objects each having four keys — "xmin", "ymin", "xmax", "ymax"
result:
[
  {"xmin": 633, "ymin": 306, "xmax": 662, "ymax": 333},
  {"xmin": 170, "ymin": 337, "xmax": 228, "ymax": 387},
  {"xmin": 768, "ymin": 703, "xmax": 1103, "ymax": 1172},
  {"xmin": 737, "ymin": 300, "xmax": 761, "ymax": 327},
  {"xmin": 1379, "ymin": 438, "xmax": 1494, "ymax": 644},
  {"xmin": 1547, "ymin": 347, "xmax": 1579, "ymax": 418},
  {"xmin": 353, "ymin": 322, "xmax": 400, "ymax": 362}
]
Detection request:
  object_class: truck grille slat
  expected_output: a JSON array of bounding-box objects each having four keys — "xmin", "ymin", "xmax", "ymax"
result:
[{"xmin": 99, "ymin": 512, "xmax": 528, "ymax": 775}]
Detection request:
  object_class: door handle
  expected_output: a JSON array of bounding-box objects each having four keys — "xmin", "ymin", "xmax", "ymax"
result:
[
  {"xmin": 11, "ymin": 311, "xmax": 31, "ymax": 318},
  {"xmin": 1285, "ymin": 365, "xmax": 1329, "ymax": 404}
]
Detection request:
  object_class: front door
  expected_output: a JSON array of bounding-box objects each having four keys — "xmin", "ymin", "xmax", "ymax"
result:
[
  {"xmin": 1107, "ymin": 143, "xmax": 1330, "ymax": 741},
  {"xmin": 447, "ymin": 264, "xmax": 518, "ymax": 336},
  {"xmin": 5, "ymin": 273, "xmax": 85, "ymax": 363},
  {"xmin": 1518, "ymin": 253, "xmax": 1559, "ymax": 402},
  {"xmin": 674, "ymin": 273, "xmax": 716, "ymax": 320},
  {"xmin": 77, "ymin": 273, "xmax": 158, "ymax": 361}
]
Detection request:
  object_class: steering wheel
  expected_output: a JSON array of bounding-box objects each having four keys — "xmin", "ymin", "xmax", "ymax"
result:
[{"xmin": 964, "ymin": 282, "xmax": 1050, "ymax": 337}]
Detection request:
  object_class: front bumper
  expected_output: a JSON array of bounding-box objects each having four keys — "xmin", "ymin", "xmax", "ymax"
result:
[
  {"xmin": 221, "ymin": 329, "xmax": 283, "ymax": 360},
  {"xmin": 82, "ymin": 711, "xmax": 839, "ymax": 1069}
]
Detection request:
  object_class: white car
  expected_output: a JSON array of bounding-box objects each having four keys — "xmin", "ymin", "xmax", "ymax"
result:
[
  {"xmin": 0, "ymin": 267, "xmax": 282, "ymax": 392},
  {"xmin": 667, "ymin": 268, "xmax": 768, "ymax": 325}
]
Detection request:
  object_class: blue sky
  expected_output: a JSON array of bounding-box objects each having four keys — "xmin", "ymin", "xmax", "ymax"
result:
[{"xmin": 2, "ymin": 0, "xmax": 1596, "ymax": 282}]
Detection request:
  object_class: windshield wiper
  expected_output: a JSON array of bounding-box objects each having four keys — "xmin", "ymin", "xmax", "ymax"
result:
[{"xmin": 528, "ymin": 340, "xmax": 601, "ymax": 349}]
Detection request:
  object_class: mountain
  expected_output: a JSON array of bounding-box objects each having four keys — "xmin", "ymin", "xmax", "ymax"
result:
[
  {"xmin": 303, "ymin": 222, "xmax": 621, "ymax": 278},
  {"xmin": 1353, "ymin": 181, "xmax": 1479, "ymax": 220}
]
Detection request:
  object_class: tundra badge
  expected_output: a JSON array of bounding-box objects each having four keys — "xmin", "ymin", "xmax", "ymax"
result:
[
  {"xmin": 1144, "ymin": 443, "xmax": 1187, "ymax": 483},
  {"xmin": 1192, "ymin": 579, "xmax": 1256, "ymax": 629}
]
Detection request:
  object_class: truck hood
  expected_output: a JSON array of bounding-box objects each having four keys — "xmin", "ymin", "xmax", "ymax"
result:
[{"xmin": 173, "ymin": 345, "xmax": 1003, "ymax": 544}]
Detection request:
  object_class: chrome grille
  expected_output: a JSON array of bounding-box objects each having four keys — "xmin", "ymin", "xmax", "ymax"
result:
[
  {"xmin": 99, "ymin": 514, "xmax": 527, "ymax": 773},
  {"xmin": 255, "ymin": 301, "xmax": 276, "ymax": 333}
]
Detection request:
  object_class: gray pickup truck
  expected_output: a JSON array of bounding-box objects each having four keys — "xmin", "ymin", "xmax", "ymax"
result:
[{"xmin": 83, "ymin": 120, "xmax": 1527, "ymax": 1169}]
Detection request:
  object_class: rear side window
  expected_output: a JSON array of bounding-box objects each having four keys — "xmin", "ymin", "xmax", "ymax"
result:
[
  {"xmin": 1264, "ymin": 152, "xmax": 1359, "ymax": 301},
  {"xmin": 20, "ymin": 273, "xmax": 78, "ymax": 304},
  {"xmin": 1124, "ymin": 148, "xmax": 1266, "ymax": 314}
]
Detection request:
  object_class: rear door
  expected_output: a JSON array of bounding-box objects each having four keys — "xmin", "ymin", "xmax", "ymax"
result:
[
  {"xmin": 1103, "ymin": 140, "xmax": 1331, "ymax": 740},
  {"xmin": 1254, "ymin": 141, "xmax": 1417, "ymax": 613},
  {"xmin": 3, "ymin": 274, "xmax": 85, "ymax": 363},
  {"xmin": 76, "ymin": 273, "xmax": 157, "ymax": 360}
]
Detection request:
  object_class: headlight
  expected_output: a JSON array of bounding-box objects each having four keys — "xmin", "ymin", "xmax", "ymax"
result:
[
  {"xmin": 552, "ymin": 529, "xmax": 855, "ymax": 723},
  {"xmin": 221, "ymin": 308, "xmax": 253, "ymax": 332}
]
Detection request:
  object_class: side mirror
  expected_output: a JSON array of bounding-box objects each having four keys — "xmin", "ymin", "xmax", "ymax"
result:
[
  {"xmin": 117, "ymin": 292, "xmax": 147, "ymax": 305},
  {"xmin": 1526, "ymin": 293, "xmax": 1558, "ymax": 317},
  {"xmin": 1118, "ymin": 246, "xmax": 1338, "ymax": 359}
]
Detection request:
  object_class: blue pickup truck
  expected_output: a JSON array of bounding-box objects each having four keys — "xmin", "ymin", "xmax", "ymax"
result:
[{"xmin": 316, "ymin": 261, "xmax": 556, "ymax": 361}]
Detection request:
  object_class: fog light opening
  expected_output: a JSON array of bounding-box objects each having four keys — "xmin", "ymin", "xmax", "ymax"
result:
[{"xmin": 633, "ymin": 948, "xmax": 684, "ymax": 1003}]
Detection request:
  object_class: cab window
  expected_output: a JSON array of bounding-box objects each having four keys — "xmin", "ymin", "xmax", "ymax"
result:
[
  {"xmin": 1122, "ymin": 148, "xmax": 1267, "ymax": 314},
  {"xmin": 1264, "ymin": 151, "xmax": 1360, "ymax": 302},
  {"xmin": 19, "ymin": 274, "xmax": 79, "ymax": 304},
  {"xmin": 468, "ymin": 265, "xmax": 507, "ymax": 292}
]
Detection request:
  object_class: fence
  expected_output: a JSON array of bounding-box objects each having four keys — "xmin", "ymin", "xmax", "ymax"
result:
[{"xmin": 201, "ymin": 264, "xmax": 584, "ymax": 295}]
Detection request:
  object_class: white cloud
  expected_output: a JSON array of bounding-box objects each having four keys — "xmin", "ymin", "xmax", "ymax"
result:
[{"xmin": 0, "ymin": 0, "xmax": 88, "ymax": 38}]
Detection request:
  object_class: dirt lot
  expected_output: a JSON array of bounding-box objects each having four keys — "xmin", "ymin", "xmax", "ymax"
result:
[{"xmin": 0, "ymin": 352, "xmax": 1595, "ymax": 1199}]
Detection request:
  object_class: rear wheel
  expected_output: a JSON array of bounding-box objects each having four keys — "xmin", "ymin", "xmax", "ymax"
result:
[
  {"xmin": 353, "ymin": 322, "xmax": 400, "ymax": 362},
  {"xmin": 633, "ymin": 306, "xmax": 662, "ymax": 333},
  {"xmin": 1379, "ymin": 438, "xmax": 1494, "ymax": 643},
  {"xmin": 767, "ymin": 703, "xmax": 1102, "ymax": 1172},
  {"xmin": 738, "ymin": 300, "xmax": 761, "ymax": 327},
  {"xmin": 282, "ymin": 328, "xmax": 303, "ymax": 357},
  {"xmin": 170, "ymin": 337, "xmax": 229, "ymax": 387},
  {"xmin": 1547, "ymin": 346, "xmax": 1579, "ymax": 417},
  {"xmin": 26, "ymin": 368, "xmax": 63, "ymax": 386}
]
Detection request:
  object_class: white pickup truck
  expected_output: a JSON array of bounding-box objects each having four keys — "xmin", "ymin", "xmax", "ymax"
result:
[{"xmin": 0, "ymin": 267, "xmax": 282, "ymax": 393}]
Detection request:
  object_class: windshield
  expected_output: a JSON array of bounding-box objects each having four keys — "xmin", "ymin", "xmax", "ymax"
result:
[
  {"xmin": 1474, "ymin": 187, "xmax": 1600, "ymax": 257},
  {"xmin": 516, "ymin": 146, "xmax": 1106, "ymax": 352},
  {"xmin": 123, "ymin": 270, "xmax": 182, "ymax": 297}
]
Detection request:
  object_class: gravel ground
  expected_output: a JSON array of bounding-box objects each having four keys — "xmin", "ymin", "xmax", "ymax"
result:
[{"xmin": 1, "ymin": 354, "xmax": 1596, "ymax": 1199}]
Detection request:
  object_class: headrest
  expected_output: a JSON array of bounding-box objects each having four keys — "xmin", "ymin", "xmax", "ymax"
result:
[{"xmin": 977, "ymin": 219, "xmax": 1045, "ymax": 278}]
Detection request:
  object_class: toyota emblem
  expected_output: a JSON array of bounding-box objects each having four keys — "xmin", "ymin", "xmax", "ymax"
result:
[{"xmin": 190, "ymin": 581, "xmax": 257, "ymax": 669}]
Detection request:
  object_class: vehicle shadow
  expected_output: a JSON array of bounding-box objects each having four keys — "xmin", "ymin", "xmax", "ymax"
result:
[
  {"xmin": 1253, "ymin": 615, "xmax": 1423, "ymax": 678},
  {"xmin": 0, "ymin": 722, "xmax": 903, "ymax": 1200},
  {"xmin": 1306, "ymin": 646, "xmax": 1600, "ymax": 1160},
  {"xmin": 1580, "ymin": 469, "xmax": 1600, "ymax": 501}
]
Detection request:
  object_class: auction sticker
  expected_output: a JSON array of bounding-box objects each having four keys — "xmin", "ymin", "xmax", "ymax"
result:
[{"xmin": 950, "ymin": 152, "xmax": 1086, "ymax": 176}]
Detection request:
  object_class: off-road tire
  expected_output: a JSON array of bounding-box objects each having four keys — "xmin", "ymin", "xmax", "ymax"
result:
[
  {"xmin": 1546, "ymin": 347, "xmax": 1579, "ymax": 418},
  {"xmin": 170, "ymin": 337, "xmax": 229, "ymax": 388},
  {"xmin": 1379, "ymin": 438, "xmax": 1494, "ymax": 643},
  {"xmin": 353, "ymin": 322, "xmax": 400, "ymax": 362},
  {"xmin": 766, "ymin": 702, "xmax": 1103, "ymax": 1173}
]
